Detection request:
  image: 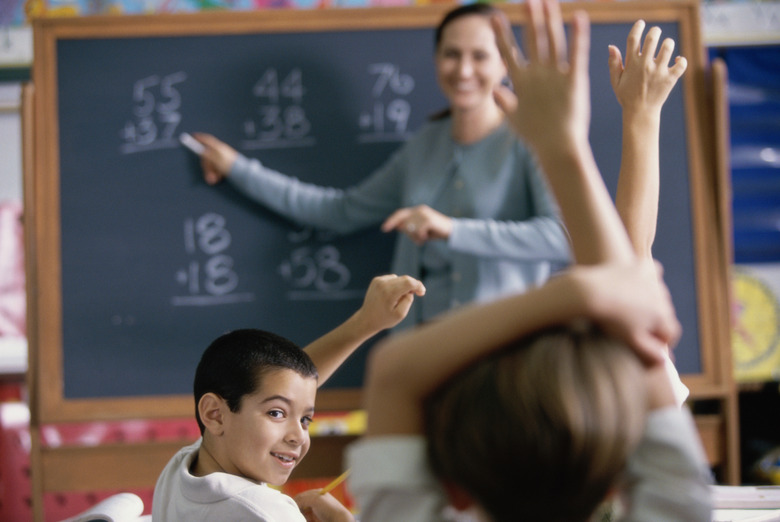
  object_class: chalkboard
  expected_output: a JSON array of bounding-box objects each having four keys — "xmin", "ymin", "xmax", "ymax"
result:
[
  {"xmin": 56, "ymin": 28, "xmax": 446, "ymax": 399},
  {"xmin": 29, "ymin": 2, "xmax": 729, "ymax": 423}
]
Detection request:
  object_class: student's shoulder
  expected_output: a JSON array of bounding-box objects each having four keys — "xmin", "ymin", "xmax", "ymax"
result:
[{"xmin": 157, "ymin": 438, "xmax": 200, "ymax": 480}]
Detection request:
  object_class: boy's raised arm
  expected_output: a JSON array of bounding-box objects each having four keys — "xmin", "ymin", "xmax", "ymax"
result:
[
  {"xmin": 303, "ymin": 274, "xmax": 424, "ymax": 386},
  {"xmin": 609, "ymin": 20, "xmax": 687, "ymax": 259},
  {"xmin": 492, "ymin": 2, "xmax": 635, "ymax": 266},
  {"xmin": 364, "ymin": 260, "xmax": 679, "ymax": 436},
  {"xmin": 608, "ymin": 20, "xmax": 690, "ymax": 407}
]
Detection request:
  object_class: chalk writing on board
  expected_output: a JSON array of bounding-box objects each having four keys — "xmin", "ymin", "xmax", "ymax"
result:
[
  {"xmin": 358, "ymin": 63, "xmax": 415, "ymax": 143},
  {"xmin": 242, "ymin": 68, "xmax": 315, "ymax": 150},
  {"xmin": 172, "ymin": 212, "xmax": 255, "ymax": 306},
  {"xmin": 120, "ymin": 71, "xmax": 186, "ymax": 155},
  {"xmin": 278, "ymin": 226, "xmax": 362, "ymax": 301}
]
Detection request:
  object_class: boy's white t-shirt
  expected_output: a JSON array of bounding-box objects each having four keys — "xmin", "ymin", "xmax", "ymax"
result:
[{"xmin": 152, "ymin": 439, "xmax": 306, "ymax": 522}]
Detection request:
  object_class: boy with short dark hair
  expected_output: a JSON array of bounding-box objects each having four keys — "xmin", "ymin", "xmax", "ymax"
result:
[{"xmin": 152, "ymin": 274, "xmax": 425, "ymax": 521}]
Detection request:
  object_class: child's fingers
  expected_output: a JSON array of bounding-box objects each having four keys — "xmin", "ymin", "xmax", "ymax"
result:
[
  {"xmin": 641, "ymin": 26, "xmax": 662, "ymax": 64},
  {"xmin": 634, "ymin": 333, "xmax": 669, "ymax": 367},
  {"xmin": 491, "ymin": 13, "xmax": 526, "ymax": 72},
  {"xmin": 607, "ymin": 44, "xmax": 624, "ymax": 92},
  {"xmin": 525, "ymin": 0, "xmax": 547, "ymax": 64},
  {"xmin": 669, "ymin": 55, "xmax": 688, "ymax": 81},
  {"xmin": 493, "ymin": 84, "xmax": 519, "ymax": 116},
  {"xmin": 624, "ymin": 19, "xmax": 645, "ymax": 66},
  {"xmin": 543, "ymin": 0, "xmax": 567, "ymax": 67},
  {"xmin": 570, "ymin": 10, "xmax": 591, "ymax": 83},
  {"xmin": 389, "ymin": 275, "xmax": 426, "ymax": 298},
  {"xmin": 393, "ymin": 292, "xmax": 415, "ymax": 319},
  {"xmin": 655, "ymin": 37, "xmax": 676, "ymax": 68}
]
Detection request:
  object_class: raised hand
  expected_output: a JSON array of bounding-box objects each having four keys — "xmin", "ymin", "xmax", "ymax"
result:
[
  {"xmin": 355, "ymin": 274, "xmax": 426, "ymax": 332},
  {"xmin": 492, "ymin": 0, "xmax": 591, "ymax": 156},
  {"xmin": 608, "ymin": 20, "xmax": 688, "ymax": 118}
]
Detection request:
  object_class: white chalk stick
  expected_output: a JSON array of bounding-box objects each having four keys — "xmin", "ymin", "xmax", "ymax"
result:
[{"xmin": 179, "ymin": 132, "xmax": 205, "ymax": 155}]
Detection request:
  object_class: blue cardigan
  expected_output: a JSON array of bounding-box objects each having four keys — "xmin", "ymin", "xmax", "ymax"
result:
[{"xmin": 228, "ymin": 118, "xmax": 571, "ymax": 331}]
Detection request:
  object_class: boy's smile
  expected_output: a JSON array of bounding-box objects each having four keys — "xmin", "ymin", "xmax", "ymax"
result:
[{"xmin": 214, "ymin": 368, "xmax": 317, "ymax": 486}]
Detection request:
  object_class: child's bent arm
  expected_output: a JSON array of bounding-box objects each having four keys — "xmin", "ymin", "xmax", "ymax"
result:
[
  {"xmin": 364, "ymin": 273, "xmax": 582, "ymax": 436},
  {"xmin": 364, "ymin": 262, "xmax": 678, "ymax": 436},
  {"xmin": 304, "ymin": 274, "xmax": 425, "ymax": 386}
]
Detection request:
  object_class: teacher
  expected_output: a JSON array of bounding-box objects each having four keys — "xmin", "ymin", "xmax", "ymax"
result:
[{"xmin": 193, "ymin": 2, "xmax": 570, "ymax": 331}]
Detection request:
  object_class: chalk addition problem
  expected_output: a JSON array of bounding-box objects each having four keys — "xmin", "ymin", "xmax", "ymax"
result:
[
  {"xmin": 278, "ymin": 226, "xmax": 361, "ymax": 301},
  {"xmin": 172, "ymin": 213, "xmax": 255, "ymax": 306},
  {"xmin": 358, "ymin": 63, "xmax": 414, "ymax": 143},
  {"xmin": 242, "ymin": 68, "xmax": 315, "ymax": 150},
  {"xmin": 120, "ymin": 71, "xmax": 187, "ymax": 154}
]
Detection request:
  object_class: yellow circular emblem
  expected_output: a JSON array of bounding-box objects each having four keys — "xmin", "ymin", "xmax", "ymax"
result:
[{"xmin": 731, "ymin": 268, "xmax": 780, "ymax": 379}]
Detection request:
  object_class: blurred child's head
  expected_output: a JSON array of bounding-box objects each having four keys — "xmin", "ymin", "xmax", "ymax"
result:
[
  {"xmin": 194, "ymin": 328, "xmax": 319, "ymax": 485},
  {"xmin": 424, "ymin": 323, "xmax": 647, "ymax": 522}
]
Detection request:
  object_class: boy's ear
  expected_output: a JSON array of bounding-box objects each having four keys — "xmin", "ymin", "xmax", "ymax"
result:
[
  {"xmin": 198, "ymin": 393, "xmax": 226, "ymax": 436},
  {"xmin": 442, "ymin": 480, "xmax": 476, "ymax": 512}
]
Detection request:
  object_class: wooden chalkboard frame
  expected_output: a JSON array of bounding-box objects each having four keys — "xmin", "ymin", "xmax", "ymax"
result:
[{"xmin": 27, "ymin": 0, "xmax": 730, "ymax": 427}]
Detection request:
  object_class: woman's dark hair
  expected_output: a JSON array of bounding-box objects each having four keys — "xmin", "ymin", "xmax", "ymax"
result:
[
  {"xmin": 193, "ymin": 328, "xmax": 318, "ymax": 434},
  {"xmin": 434, "ymin": 2, "xmax": 502, "ymax": 49}
]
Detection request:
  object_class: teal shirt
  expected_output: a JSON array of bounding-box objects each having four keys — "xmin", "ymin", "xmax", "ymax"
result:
[{"xmin": 229, "ymin": 118, "xmax": 570, "ymax": 331}]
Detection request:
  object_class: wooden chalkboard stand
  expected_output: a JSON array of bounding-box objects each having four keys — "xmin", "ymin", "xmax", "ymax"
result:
[{"xmin": 25, "ymin": 3, "xmax": 738, "ymax": 520}]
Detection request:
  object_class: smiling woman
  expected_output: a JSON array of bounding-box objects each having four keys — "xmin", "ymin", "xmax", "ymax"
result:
[
  {"xmin": 432, "ymin": 3, "xmax": 508, "ymax": 142},
  {"xmin": 192, "ymin": 2, "xmax": 570, "ymax": 332}
]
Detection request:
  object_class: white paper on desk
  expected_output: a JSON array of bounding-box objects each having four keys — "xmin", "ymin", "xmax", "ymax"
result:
[
  {"xmin": 712, "ymin": 509, "xmax": 780, "ymax": 522},
  {"xmin": 712, "ymin": 486, "xmax": 780, "ymax": 509},
  {"xmin": 59, "ymin": 492, "xmax": 145, "ymax": 522}
]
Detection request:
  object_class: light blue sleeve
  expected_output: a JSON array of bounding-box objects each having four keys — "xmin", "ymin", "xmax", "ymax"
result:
[
  {"xmin": 448, "ymin": 143, "xmax": 571, "ymax": 264},
  {"xmin": 449, "ymin": 215, "xmax": 570, "ymax": 263},
  {"xmin": 227, "ymin": 151, "xmax": 406, "ymax": 235}
]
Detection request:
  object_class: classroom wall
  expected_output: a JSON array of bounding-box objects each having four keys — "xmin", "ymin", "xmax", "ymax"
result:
[{"xmin": 0, "ymin": 83, "xmax": 23, "ymax": 203}]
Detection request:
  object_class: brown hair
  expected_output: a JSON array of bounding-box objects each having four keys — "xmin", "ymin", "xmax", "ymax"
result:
[
  {"xmin": 423, "ymin": 323, "xmax": 647, "ymax": 522},
  {"xmin": 434, "ymin": 2, "xmax": 502, "ymax": 50}
]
